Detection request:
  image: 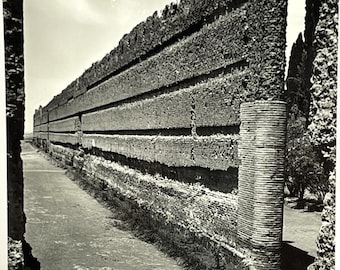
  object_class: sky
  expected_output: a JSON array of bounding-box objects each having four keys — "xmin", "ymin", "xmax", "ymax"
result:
[{"xmin": 23, "ymin": 0, "xmax": 306, "ymax": 133}]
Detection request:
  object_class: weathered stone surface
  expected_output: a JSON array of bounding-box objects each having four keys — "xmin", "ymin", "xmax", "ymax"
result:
[
  {"xmin": 81, "ymin": 71, "xmax": 248, "ymax": 132},
  {"xmin": 8, "ymin": 237, "xmax": 24, "ymax": 270},
  {"xmin": 308, "ymin": 1, "xmax": 337, "ymax": 165},
  {"xmin": 33, "ymin": 125, "xmax": 40, "ymax": 133},
  {"xmin": 33, "ymin": 110, "xmax": 41, "ymax": 126},
  {"xmin": 49, "ymin": 0, "xmax": 249, "ymax": 103},
  {"xmin": 4, "ymin": 0, "xmax": 25, "ymax": 244},
  {"xmin": 48, "ymin": 116, "xmax": 80, "ymax": 132},
  {"xmin": 39, "ymin": 123, "xmax": 48, "ymax": 132},
  {"xmin": 62, "ymin": 148, "xmax": 246, "ymax": 269},
  {"xmin": 191, "ymin": 135, "xmax": 240, "ymax": 170},
  {"xmin": 308, "ymin": 1, "xmax": 337, "ymax": 269},
  {"xmin": 77, "ymin": 8, "xmax": 247, "ymax": 111},
  {"xmin": 32, "ymin": 0, "xmax": 288, "ymax": 268},
  {"xmin": 49, "ymin": 133, "xmax": 79, "ymax": 145},
  {"xmin": 47, "ymin": 143, "xmax": 78, "ymax": 166},
  {"xmin": 39, "ymin": 1, "xmax": 287, "ymax": 122},
  {"xmin": 193, "ymin": 70, "xmax": 249, "ymax": 127},
  {"xmin": 82, "ymin": 153, "xmax": 240, "ymax": 248},
  {"xmin": 41, "ymin": 111, "xmax": 48, "ymax": 124},
  {"xmin": 45, "ymin": 0, "xmax": 286, "ymax": 110},
  {"xmin": 82, "ymin": 134, "xmax": 239, "ymax": 170},
  {"xmin": 311, "ymin": 173, "xmax": 335, "ymax": 270},
  {"xmin": 49, "ymin": 9, "xmax": 249, "ymax": 121},
  {"xmin": 246, "ymin": 0, "xmax": 287, "ymax": 100},
  {"xmin": 42, "ymin": 142, "xmax": 240, "ymax": 249},
  {"xmin": 81, "ymin": 88, "xmax": 192, "ymax": 131},
  {"xmin": 39, "ymin": 132, "xmax": 49, "ymax": 140}
]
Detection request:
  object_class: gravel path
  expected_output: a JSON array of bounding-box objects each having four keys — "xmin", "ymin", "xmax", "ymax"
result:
[
  {"xmin": 22, "ymin": 141, "xmax": 321, "ymax": 270},
  {"xmin": 283, "ymin": 204, "xmax": 321, "ymax": 258},
  {"xmin": 22, "ymin": 142, "xmax": 183, "ymax": 270}
]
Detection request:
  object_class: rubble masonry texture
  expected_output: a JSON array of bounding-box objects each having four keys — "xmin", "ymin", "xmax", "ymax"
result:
[
  {"xmin": 308, "ymin": 0, "xmax": 337, "ymax": 269},
  {"xmin": 33, "ymin": 0, "xmax": 287, "ymax": 269}
]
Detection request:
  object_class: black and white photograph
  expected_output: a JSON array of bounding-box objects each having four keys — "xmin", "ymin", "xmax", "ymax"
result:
[{"xmin": 3, "ymin": 0, "xmax": 338, "ymax": 269}]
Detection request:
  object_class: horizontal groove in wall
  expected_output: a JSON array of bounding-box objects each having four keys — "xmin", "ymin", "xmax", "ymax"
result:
[
  {"xmin": 47, "ymin": 140, "xmax": 239, "ymax": 193},
  {"xmin": 197, "ymin": 125, "xmax": 240, "ymax": 136},
  {"xmin": 48, "ymin": 61, "xmax": 248, "ymax": 124},
  {"xmin": 86, "ymin": 1, "xmax": 247, "ymax": 92},
  {"xmin": 83, "ymin": 128, "xmax": 191, "ymax": 137},
  {"xmin": 82, "ymin": 125, "xmax": 240, "ymax": 137},
  {"xmin": 51, "ymin": 141, "xmax": 80, "ymax": 150},
  {"xmin": 83, "ymin": 133, "xmax": 239, "ymax": 171},
  {"xmin": 48, "ymin": 133, "xmax": 79, "ymax": 146},
  {"xmin": 85, "ymin": 146, "xmax": 239, "ymax": 194},
  {"xmin": 48, "ymin": 131, "xmax": 77, "ymax": 134},
  {"xmin": 84, "ymin": 60, "xmax": 248, "ymax": 115}
]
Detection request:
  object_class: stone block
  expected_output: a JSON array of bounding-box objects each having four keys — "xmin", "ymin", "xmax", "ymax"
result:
[
  {"xmin": 49, "ymin": 133, "xmax": 79, "ymax": 145},
  {"xmin": 48, "ymin": 116, "xmax": 79, "ymax": 132},
  {"xmin": 82, "ymin": 134, "xmax": 239, "ymax": 170}
]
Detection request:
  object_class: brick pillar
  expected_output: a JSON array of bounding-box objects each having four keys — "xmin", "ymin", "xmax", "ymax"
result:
[{"xmin": 238, "ymin": 101, "xmax": 287, "ymax": 269}]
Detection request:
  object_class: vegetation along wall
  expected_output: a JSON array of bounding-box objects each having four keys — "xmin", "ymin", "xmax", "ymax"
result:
[
  {"xmin": 32, "ymin": 0, "xmax": 288, "ymax": 269},
  {"xmin": 285, "ymin": 0, "xmax": 337, "ymax": 268}
]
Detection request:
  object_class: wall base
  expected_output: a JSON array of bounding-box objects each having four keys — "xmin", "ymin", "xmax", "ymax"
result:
[{"xmin": 34, "ymin": 141, "xmax": 251, "ymax": 270}]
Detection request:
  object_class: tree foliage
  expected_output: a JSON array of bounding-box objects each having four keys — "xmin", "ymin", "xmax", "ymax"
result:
[
  {"xmin": 286, "ymin": 130, "xmax": 328, "ymax": 200},
  {"xmin": 285, "ymin": 33, "xmax": 328, "ymax": 201}
]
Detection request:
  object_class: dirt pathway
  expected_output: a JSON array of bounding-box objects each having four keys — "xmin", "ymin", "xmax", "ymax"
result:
[
  {"xmin": 22, "ymin": 142, "xmax": 183, "ymax": 270},
  {"xmin": 282, "ymin": 200, "xmax": 321, "ymax": 269},
  {"xmin": 22, "ymin": 141, "xmax": 321, "ymax": 270},
  {"xmin": 283, "ymin": 204, "xmax": 321, "ymax": 257}
]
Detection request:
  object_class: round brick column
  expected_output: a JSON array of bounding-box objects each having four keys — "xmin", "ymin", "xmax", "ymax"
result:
[{"xmin": 238, "ymin": 101, "xmax": 287, "ymax": 269}]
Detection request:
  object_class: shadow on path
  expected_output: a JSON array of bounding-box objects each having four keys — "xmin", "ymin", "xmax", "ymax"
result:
[
  {"xmin": 23, "ymin": 240, "xmax": 41, "ymax": 270},
  {"xmin": 282, "ymin": 241, "xmax": 314, "ymax": 270}
]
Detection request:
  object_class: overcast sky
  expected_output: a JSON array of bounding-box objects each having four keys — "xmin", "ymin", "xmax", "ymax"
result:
[{"xmin": 23, "ymin": 0, "xmax": 306, "ymax": 133}]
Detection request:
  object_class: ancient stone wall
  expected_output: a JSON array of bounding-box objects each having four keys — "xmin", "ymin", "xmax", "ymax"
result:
[
  {"xmin": 33, "ymin": 0, "xmax": 287, "ymax": 269},
  {"xmin": 4, "ymin": 0, "xmax": 25, "ymax": 268},
  {"xmin": 5, "ymin": 1, "xmax": 40, "ymax": 268},
  {"xmin": 4, "ymin": 0, "xmax": 25, "ymax": 242},
  {"xmin": 308, "ymin": 0, "xmax": 337, "ymax": 269}
]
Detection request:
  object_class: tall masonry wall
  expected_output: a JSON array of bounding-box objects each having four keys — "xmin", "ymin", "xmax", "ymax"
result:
[
  {"xmin": 4, "ymin": 0, "xmax": 26, "ymax": 268},
  {"xmin": 308, "ymin": 0, "xmax": 337, "ymax": 269},
  {"xmin": 33, "ymin": 0, "xmax": 287, "ymax": 269}
]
